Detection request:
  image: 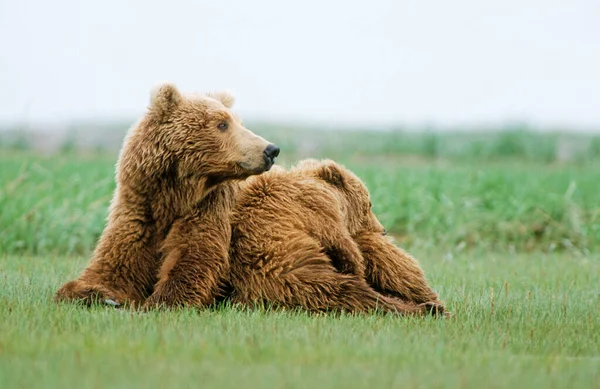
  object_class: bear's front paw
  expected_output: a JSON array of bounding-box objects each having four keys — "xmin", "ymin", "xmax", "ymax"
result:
[
  {"xmin": 55, "ymin": 280, "xmax": 122, "ymax": 308},
  {"xmin": 143, "ymin": 281, "xmax": 209, "ymax": 310},
  {"xmin": 418, "ymin": 301, "xmax": 449, "ymax": 318},
  {"xmin": 142, "ymin": 295, "xmax": 177, "ymax": 310},
  {"xmin": 142, "ymin": 286, "xmax": 182, "ymax": 310}
]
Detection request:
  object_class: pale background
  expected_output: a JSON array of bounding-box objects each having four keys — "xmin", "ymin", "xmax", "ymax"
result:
[{"xmin": 1, "ymin": 0, "xmax": 598, "ymax": 130}]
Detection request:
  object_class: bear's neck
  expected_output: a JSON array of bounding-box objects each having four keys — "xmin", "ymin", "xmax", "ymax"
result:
[
  {"xmin": 114, "ymin": 137, "xmax": 243, "ymax": 237},
  {"xmin": 115, "ymin": 172, "xmax": 240, "ymax": 239},
  {"xmin": 152, "ymin": 174, "xmax": 213, "ymax": 226}
]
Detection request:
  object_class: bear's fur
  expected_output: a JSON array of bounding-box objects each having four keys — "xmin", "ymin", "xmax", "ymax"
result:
[
  {"xmin": 226, "ymin": 159, "xmax": 444, "ymax": 315},
  {"xmin": 55, "ymin": 84, "xmax": 277, "ymax": 307}
]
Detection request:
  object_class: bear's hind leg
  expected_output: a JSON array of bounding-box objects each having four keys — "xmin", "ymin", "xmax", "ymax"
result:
[
  {"xmin": 230, "ymin": 240, "xmax": 427, "ymax": 316},
  {"xmin": 354, "ymin": 232, "xmax": 443, "ymax": 308}
]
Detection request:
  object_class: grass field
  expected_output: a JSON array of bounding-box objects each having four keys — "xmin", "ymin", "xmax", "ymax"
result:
[{"xmin": 1, "ymin": 130, "xmax": 599, "ymax": 388}]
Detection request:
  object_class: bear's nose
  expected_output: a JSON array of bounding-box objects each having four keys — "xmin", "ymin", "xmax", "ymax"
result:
[{"xmin": 264, "ymin": 144, "xmax": 280, "ymax": 159}]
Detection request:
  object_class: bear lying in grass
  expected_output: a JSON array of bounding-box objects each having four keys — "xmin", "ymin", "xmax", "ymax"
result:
[{"xmin": 55, "ymin": 83, "xmax": 444, "ymax": 316}]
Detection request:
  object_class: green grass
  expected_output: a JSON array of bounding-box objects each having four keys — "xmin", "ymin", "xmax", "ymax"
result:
[
  {"xmin": 1, "ymin": 252, "xmax": 599, "ymax": 388},
  {"xmin": 1, "ymin": 131, "xmax": 600, "ymax": 388}
]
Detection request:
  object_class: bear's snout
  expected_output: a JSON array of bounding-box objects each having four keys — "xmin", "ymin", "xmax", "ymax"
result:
[{"xmin": 263, "ymin": 144, "xmax": 280, "ymax": 169}]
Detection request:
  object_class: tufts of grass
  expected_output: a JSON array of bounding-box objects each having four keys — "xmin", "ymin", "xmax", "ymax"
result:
[
  {"xmin": 0, "ymin": 151, "xmax": 115, "ymax": 255},
  {"xmin": 350, "ymin": 160, "xmax": 600, "ymax": 254}
]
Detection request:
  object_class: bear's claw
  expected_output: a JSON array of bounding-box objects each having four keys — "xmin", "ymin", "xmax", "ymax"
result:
[{"xmin": 104, "ymin": 299, "xmax": 121, "ymax": 307}]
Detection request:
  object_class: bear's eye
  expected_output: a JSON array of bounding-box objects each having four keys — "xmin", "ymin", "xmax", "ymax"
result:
[{"xmin": 217, "ymin": 121, "xmax": 229, "ymax": 131}]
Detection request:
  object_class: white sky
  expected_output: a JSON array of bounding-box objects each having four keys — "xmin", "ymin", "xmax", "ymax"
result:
[{"xmin": 0, "ymin": 0, "xmax": 599, "ymax": 129}]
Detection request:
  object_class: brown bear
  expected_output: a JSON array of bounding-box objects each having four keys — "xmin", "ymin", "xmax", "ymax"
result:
[
  {"xmin": 56, "ymin": 83, "xmax": 443, "ymax": 316},
  {"xmin": 55, "ymin": 83, "xmax": 280, "ymax": 307},
  {"xmin": 224, "ymin": 159, "xmax": 444, "ymax": 315}
]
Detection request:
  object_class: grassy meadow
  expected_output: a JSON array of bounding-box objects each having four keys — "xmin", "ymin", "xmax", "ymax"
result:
[{"xmin": 1, "ymin": 127, "xmax": 599, "ymax": 388}]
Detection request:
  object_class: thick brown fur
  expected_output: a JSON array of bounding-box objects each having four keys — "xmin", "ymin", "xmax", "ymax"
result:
[
  {"xmin": 226, "ymin": 159, "xmax": 445, "ymax": 316},
  {"xmin": 55, "ymin": 83, "xmax": 276, "ymax": 307}
]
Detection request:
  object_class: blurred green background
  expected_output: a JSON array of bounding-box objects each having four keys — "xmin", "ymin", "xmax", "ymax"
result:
[{"xmin": 2, "ymin": 124, "xmax": 599, "ymax": 256}]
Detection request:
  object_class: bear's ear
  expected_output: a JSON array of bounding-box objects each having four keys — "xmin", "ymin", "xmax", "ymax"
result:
[
  {"xmin": 207, "ymin": 90, "xmax": 235, "ymax": 108},
  {"xmin": 314, "ymin": 162, "xmax": 346, "ymax": 189},
  {"xmin": 150, "ymin": 83, "xmax": 182, "ymax": 118}
]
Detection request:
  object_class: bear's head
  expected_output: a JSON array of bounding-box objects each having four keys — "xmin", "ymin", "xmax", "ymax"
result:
[
  {"xmin": 293, "ymin": 159, "xmax": 386, "ymax": 237},
  {"xmin": 118, "ymin": 83, "xmax": 279, "ymax": 191}
]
